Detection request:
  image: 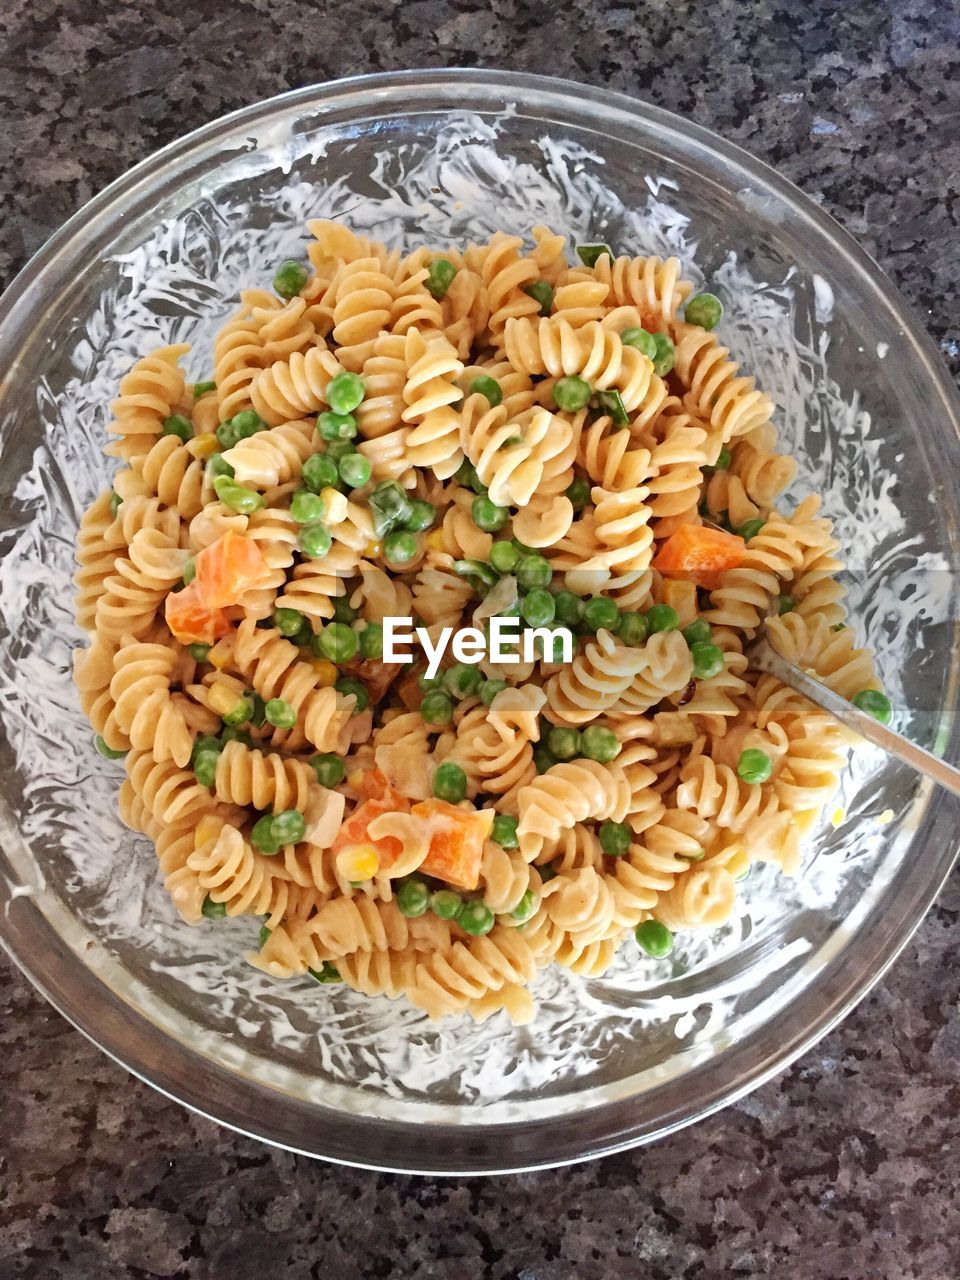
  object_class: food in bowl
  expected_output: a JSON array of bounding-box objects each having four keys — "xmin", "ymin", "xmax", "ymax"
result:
[{"xmin": 71, "ymin": 216, "xmax": 887, "ymax": 1026}]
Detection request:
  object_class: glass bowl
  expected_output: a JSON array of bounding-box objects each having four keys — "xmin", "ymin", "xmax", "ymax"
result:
[{"xmin": 1, "ymin": 70, "xmax": 958, "ymax": 1175}]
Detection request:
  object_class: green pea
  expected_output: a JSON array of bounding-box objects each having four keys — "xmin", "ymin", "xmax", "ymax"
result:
[
  {"xmin": 510, "ymin": 889, "xmax": 539, "ymax": 924},
  {"xmin": 418, "ymin": 672, "xmax": 443, "ymax": 693},
  {"xmin": 457, "ymin": 899, "xmax": 495, "ymax": 936},
  {"xmin": 206, "ymin": 453, "xmax": 235, "ymax": 481},
  {"xmin": 536, "ymin": 627, "xmax": 575, "ymax": 663},
  {"xmin": 325, "ymin": 439, "xmax": 355, "ymax": 464},
  {"xmin": 651, "ymin": 333, "xmax": 675, "ymax": 376},
  {"xmin": 232, "ymin": 410, "xmax": 267, "ymax": 440},
  {"xmin": 397, "ymin": 877, "xmax": 431, "ymax": 917},
  {"xmin": 443, "ymin": 663, "xmax": 482, "ymax": 699},
  {"xmin": 682, "ymin": 618, "xmax": 712, "ymax": 647},
  {"xmin": 594, "ymin": 389, "xmax": 629, "ymax": 427},
  {"xmin": 454, "ymin": 457, "xmax": 478, "ymax": 488},
  {"xmin": 538, "ymin": 864, "xmax": 557, "ymax": 883},
  {"xmin": 522, "ymin": 587, "xmax": 556, "ymax": 628},
  {"xmin": 358, "ymin": 622, "xmax": 384, "ymax": 660},
  {"xmin": 317, "ymin": 622, "xmax": 358, "ymax": 664},
  {"xmin": 599, "ymin": 820, "xmax": 631, "ymax": 857},
  {"xmin": 852, "ymin": 689, "xmax": 893, "ymax": 725},
  {"xmin": 384, "ymin": 530, "xmax": 419, "ymax": 565},
  {"xmin": 705, "ymin": 446, "xmax": 732, "ymax": 474},
  {"xmin": 737, "ymin": 748, "xmax": 773, "ymax": 784},
  {"xmin": 468, "ymin": 467, "xmax": 489, "ymax": 495},
  {"xmin": 468, "ymin": 494, "xmax": 506, "ymax": 533},
  {"xmin": 583, "ymin": 596, "xmax": 620, "ymax": 633},
  {"xmin": 516, "ymin": 554, "xmax": 552, "ymax": 591},
  {"xmin": 491, "ymin": 814, "xmax": 519, "ymax": 848},
  {"xmin": 215, "ymin": 419, "xmax": 240, "ymax": 450},
  {"xmin": 433, "ymin": 761, "xmax": 467, "ymax": 803},
  {"xmin": 553, "ymin": 590, "xmax": 584, "ymax": 627},
  {"xmin": 470, "ymin": 375, "xmax": 503, "ymax": 406},
  {"xmin": 479, "ymin": 679, "xmax": 507, "ymax": 706},
  {"xmin": 190, "ymin": 735, "xmax": 222, "ymax": 766},
  {"xmin": 213, "ymin": 476, "xmax": 265, "ymax": 514},
  {"xmin": 251, "ymin": 813, "xmax": 281, "ymax": 855},
  {"xmin": 420, "ymin": 689, "xmax": 454, "ymax": 726},
  {"xmin": 188, "ymin": 642, "xmax": 211, "ymax": 663},
  {"xmin": 565, "ymin": 475, "xmax": 591, "ymax": 511},
  {"xmin": 310, "ymin": 753, "xmax": 345, "ymax": 788},
  {"xmin": 737, "ymin": 518, "xmax": 765, "ymax": 542},
  {"xmin": 402, "ymin": 499, "xmax": 436, "ymax": 532},
  {"xmin": 302, "ymin": 452, "xmax": 340, "ymax": 493},
  {"xmin": 271, "ymin": 809, "xmax": 306, "ymax": 845},
  {"xmin": 685, "ymin": 292, "xmax": 723, "ymax": 331},
  {"xmin": 576, "ymin": 243, "xmax": 614, "ymax": 268},
  {"xmin": 315, "ymin": 412, "xmax": 356, "ymax": 444},
  {"xmin": 94, "ymin": 734, "xmax": 127, "ymax": 760},
  {"xmin": 489, "ymin": 540, "xmax": 518, "ymax": 574},
  {"xmin": 273, "ymin": 258, "xmax": 308, "ymax": 299},
  {"xmin": 335, "ymin": 677, "xmax": 369, "ymax": 713},
  {"xmin": 219, "ymin": 726, "xmax": 254, "ymax": 748},
  {"xmin": 325, "ymin": 600, "xmax": 355, "ymax": 629},
  {"xmin": 308, "ymin": 961, "xmax": 343, "ymax": 984},
  {"xmin": 617, "ymin": 612, "xmax": 649, "ymax": 646},
  {"xmin": 193, "ymin": 748, "xmax": 220, "ymax": 788},
  {"xmin": 299, "ymin": 523, "xmax": 332, "ymax": 558},
  {"xmin": 523, "ymin": 280, "xmax": 554, "ymax": 315},
  {"xmin": 430, "ymin": 888, "xmax": 463, "ymax": 920},
  {"xmin": 646, "ymin": 603, "xmax": 680, "ymax": 634},
  {"xmin": 264, "ymin": 698, "xmax": 297, "ymax": 729},
  {"xmin": 580, "ymin": 725, "xmax": 620, "ymax": 763},
  {"xmin": 291, "ymin": 489, "xmax": 327, "ymax": 524},
  {"xmin": 547, "ymin": 726, "xmax": 581, "ymax": 761},
  {"xmin": 326, "ymin": 371, "xmax": 365, "ymax": 415},
  {"xmin": 273, "ymin": 607, "xmax": 306, "ymax": 638},
  {"xmin": 533, "ymin": 744, "xmax": 557, "ymax": 774},
  {"xmin": 336, "ymin": 452, "xmax": 372, "ymax": 493},
  {"xmin": 221, "ymin": 695, "xmax": 253, "ymax": 728},
  {"xmin": 425, "ymin": 258, "xmax": 457, "ymax": 300},
  {"xmin": 690, "ymin": 642, "xmax": 724, "ymax": 680},
  {"xmin": 635, "ymin": 919, "xmax": 673, "ymax": 958},
  {"xmin": 776, "ymin": 594, "xmax": 795, "ymax": 616},
  {"xmin": 193, "ymin": 379, "xmax": 216, "ymax": 398},
  {"xmin": 621, "ymin": 327, "xmax": 658, "ymax": 359},
  {"xmin": 201, "ymin": 895, "xmax": 228, "ymax": 919},
  {"xmin": 553, "ymin": 375, "xmax": 592, "ymax": 413},
  {"xmin": 161, "ymin": 414, "xmax": 193, "ymax": 443}
]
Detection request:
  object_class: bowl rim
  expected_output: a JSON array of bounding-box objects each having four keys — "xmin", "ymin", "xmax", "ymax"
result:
[{"xmin": 2, "ymin": 67, "xmax": 959, "ymax": 1175}]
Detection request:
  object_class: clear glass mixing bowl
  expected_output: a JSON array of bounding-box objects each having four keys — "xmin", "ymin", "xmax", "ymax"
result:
[{"xmin": 1, "ymin": 70, "xmax": 958, "ymax": 1174}]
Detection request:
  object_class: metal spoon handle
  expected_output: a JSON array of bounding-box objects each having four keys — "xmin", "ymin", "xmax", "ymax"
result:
[{"xmin": 748, "ymin": 637, "xmax": 960, "ymax": 800}]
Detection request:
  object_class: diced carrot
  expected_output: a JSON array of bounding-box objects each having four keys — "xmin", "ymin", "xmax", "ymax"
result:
[
  {"xmin": 165, "ymin": 580, "xmax": 231, "ymax": 645},
  {"xmin": 195, "ymin": 529, "xmax": 273, "ymax": 609},
  {"xmin": 359, "ymin": 768, "xmax": 410, "ymax": 808},
  {"xmin": 653, "ymin": 524, "xmax": 747, "ymax": 588},
  {"xmin": 331, "ymin": 794, "xmax": 412, "ymax": 869},
  {"xmin": 411, "ymin": 800, "xmax": 492, "ymax": 891}
]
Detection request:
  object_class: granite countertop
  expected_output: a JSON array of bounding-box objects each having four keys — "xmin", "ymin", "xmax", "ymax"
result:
[{"xmin": 2, "ymin": 2, "xmax": 959, "ymax": 1277}]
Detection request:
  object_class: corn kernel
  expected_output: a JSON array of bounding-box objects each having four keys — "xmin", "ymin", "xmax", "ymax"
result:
[
  {"xmin": 321, "ymin": 487, "xmax": 349, "ymax": 524},
  {"xmin": 425, "ymin": 529, "xmax": 445, "ymax": 552},
  {"xmin": 878, "ymin": 808, "xmax": 894, "ymax": 825},
  {"xmin": 336, "ymin": 845, "xmax": 380, "ymax": 882},
  {"xmin": 347, "ymin": 769, "xmax": 366, "ymax": 793},
  {"xmin": 194, "ymin": 814, "xmax": 223, "ymax": 848},
  {"xmin": 364, "ymin": 540, "xmax": 383, "ymax": 558},
  {"xmin": 207, "ymin": 639, "xmax": 232, "ymax": 670},
  {"xmin": 830, "ymin": 807, "xmax": 846, "ymax": 829},
  {"xmin": 208, "ymin": 682, "xmax": 239, "ymax": 716},
  {"xmin": 188, "ymin": 432, "xmax": 220, "ymax": 459},
  {"xmin": 312, "ymin": 658, "xmax": 337, "ymax": 687}
]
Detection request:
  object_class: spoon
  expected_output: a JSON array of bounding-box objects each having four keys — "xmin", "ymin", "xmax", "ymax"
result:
[{"xmin": 747, "ymin": 635, "xmax": 960, "ymax": 800}]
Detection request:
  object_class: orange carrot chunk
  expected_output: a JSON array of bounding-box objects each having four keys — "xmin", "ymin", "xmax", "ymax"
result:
[
  {"xmin": 653, "ymin": 524, "xmax": 747, "ymax": 587},
  {"xmin": 165, "ymin": 580, "xmax": 231, "ymax": 646},
  {"xmin": 194, "ymin": 529, "xmax": 273, "ymax": 609},
  {"xmin": 411, "ymin": 800, "xmax": 492, "ymax": 891}
]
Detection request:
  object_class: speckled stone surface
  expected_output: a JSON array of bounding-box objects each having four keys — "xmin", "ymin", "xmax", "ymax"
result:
[{"xmin": 2, "ymin": 2, "xmax": 960, "ymax": 1276}]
